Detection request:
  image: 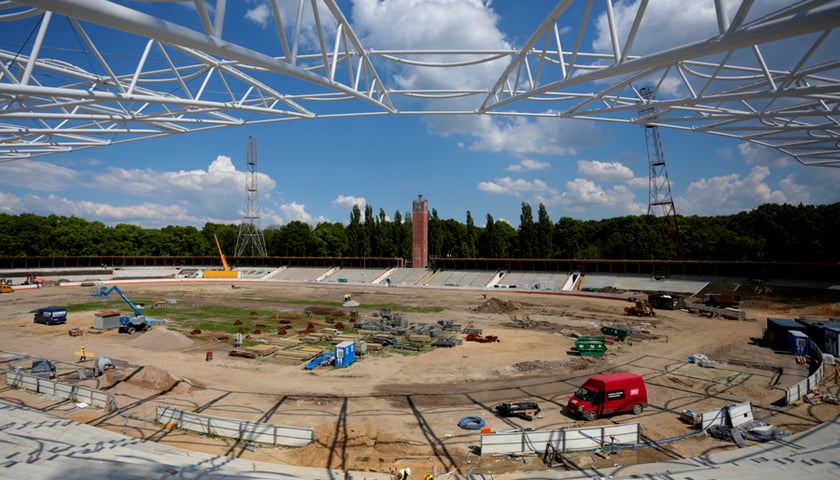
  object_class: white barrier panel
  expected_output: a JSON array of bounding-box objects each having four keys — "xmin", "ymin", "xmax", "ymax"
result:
[
  {"xmin": 701, "ymin": 401, "xmax": 753, "ymax": 430},
  {"xmin": 6, "ymin": 371, "xmax": 115, "ymax": 410},
  {"xmin": 481, "ymin": 423, "xmax": 639, "ymax": 455},
  {"xmin": 785, "ymin": 340, "xmax": 824, "ymax": 406},
  {"xmin": 156, "ymin": 406, "xmax": 313, "ymax": 447}
]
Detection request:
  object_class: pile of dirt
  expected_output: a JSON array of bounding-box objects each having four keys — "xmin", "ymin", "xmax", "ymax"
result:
[
  {"xmin": 127, "ymin": 327, "xmax": 193, "ymax": 351},
  {"xmin": 474, "ymin": 297, "xmax": 520, "ymax": 314},
  {"xmin": 124, "ymin": 365, "xmax": 180, "ymax": 391}
]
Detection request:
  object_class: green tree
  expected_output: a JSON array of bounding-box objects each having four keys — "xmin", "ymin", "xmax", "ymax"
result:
[
  {"xmin": 274, "ymin": 221, "xmax": 315, "ymax": 256},
  {"xmin": 518, "ymin": 202, "xmax": 535, "ymax": 258},
  {"xmin": 536, "ymin": 203, "xmax": 552, "ymax": 258},
  {"xmin": 313, "ymin": 222, "xmax": 349, "ymax": 256}
]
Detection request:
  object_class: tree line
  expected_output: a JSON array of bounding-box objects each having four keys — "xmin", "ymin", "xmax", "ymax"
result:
[{"xmin": 0, "ymin": 201, "xmax": 837, "ymax": 262}]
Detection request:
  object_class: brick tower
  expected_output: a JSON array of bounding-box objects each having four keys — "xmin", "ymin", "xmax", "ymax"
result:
[{"xmin": 412, "ymin": 195, "xmax": 429, "ymax": 268}]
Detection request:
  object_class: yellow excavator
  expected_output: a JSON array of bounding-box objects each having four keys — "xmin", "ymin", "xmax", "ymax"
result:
[
  {"xmin": 0, "ymin": 279, "xmax": 13, "ymax": 294},
  {"xmin": 203, "ymin": 234, "xmax": 239, "ymax": 279},
  {"xmin": 624, "ymin": 299, "xmax": 655, "ymax": 316}
]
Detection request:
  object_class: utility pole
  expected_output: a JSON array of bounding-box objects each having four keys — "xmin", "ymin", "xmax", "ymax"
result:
[
  {"xmin": 640, "ymin": 86, "xmax": 685, "ymax": 260},
  {"xmin": 235, "ymin": 136, "xmax": 268, "ymax": 257}
]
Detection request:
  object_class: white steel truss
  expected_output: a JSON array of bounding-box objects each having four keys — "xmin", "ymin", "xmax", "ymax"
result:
[{"xmin": 1, "ymin": 0, "xmax": 839, "ymax": 166}]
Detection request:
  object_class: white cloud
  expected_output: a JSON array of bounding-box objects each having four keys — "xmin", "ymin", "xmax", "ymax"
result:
[
  {"xmin": 464, "ymin": 116, "xmax": 608, "ymax": 156},
  {"xmin": 550, "ymin": 178, "xmax": 641, "ymax": 214},
  {"xmin": 0, "ymin": 160, "xmax": 81, "ymax": 192},
  {"xmin": 16, "ymin": 193, "xmax": 200, "ymax": 227},
  {"xmin": 278, "ymin": 201, "xmax": 327, "ymax": 225},
  {"xmin": 89, "ymin": 155, "xmax": 276, "ymax": 222},
  {"xmin": 506, "ymin": 158, "xmax": 551, "ymax": 172},
  {"xmin": 477, "ymin": 177, "xmax": 555, "ymax": 197},
  {"xmin": 577, "ymin": 160, "xmax": 634, "ymax": 182},
  {"xmin": 738, "ymin": 142, "xmax": 794, "ymax": 167},
  {"xmin": 332, "ymin": 195, "xmax": 366, "ymax": 210},
  {"xmin": 245, "ymin": 4, "xmax": 271, "ymax": 27},
  {"xmin": 679, "ymin": 166, "xmax": 790, "ymax": 215}
]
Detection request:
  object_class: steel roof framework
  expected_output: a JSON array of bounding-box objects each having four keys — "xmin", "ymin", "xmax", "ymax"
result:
[{"xmin": 0, "ymin": 0, "xmax": 838, "ymax": 166}]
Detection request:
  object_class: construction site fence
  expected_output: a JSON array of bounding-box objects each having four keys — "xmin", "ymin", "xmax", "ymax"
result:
[
  {"xmin": 480, "ymin": 423, "xmax": 640, "ymax": 455},
  {"xmin": 155, "ymin": 405, "xmax": 313, "ymax": 447},
  {"xmin": 784, "ymin": 339, "xmax": 824, "ymax": 406},
  {"xmin": 5, "ymin": 370, "xmax": 115, "ymax": 410}
]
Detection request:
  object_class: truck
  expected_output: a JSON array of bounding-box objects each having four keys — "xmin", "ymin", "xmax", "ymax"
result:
[
  {"xmin": 566, "ymin": 372, "xmax": 648, "ymax": 421},
  {"xmin": 703, "ymin": 293, "xmax": 741, "ymax": 308},
  {"xmin": 34, "ymin": 307, "xmax": 67, "ymax": 325}
]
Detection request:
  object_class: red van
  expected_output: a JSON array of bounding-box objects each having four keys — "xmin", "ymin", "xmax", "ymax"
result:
[{"xmin": 567, "ymin": 372, "xmax": 647, "ymax": 421}]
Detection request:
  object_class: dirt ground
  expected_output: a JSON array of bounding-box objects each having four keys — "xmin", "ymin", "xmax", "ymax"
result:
[{"xmin": 1, "ymin": 281, "xmax": 839, "ymax": 478}]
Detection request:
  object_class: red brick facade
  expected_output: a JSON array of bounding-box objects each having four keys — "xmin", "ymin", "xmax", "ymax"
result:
[{"xmin": 412, "ymin": 195, "xmax": 428, "ymax": 269}]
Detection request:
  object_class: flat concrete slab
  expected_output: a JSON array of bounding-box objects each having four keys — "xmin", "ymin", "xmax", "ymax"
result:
[
  {"xmin": 0, "ymin": 400, "xmax": 391, "ymax": 480},
  {"xmin": 1, "ymin": 399, "xmax": 837, "ymax": 480}
]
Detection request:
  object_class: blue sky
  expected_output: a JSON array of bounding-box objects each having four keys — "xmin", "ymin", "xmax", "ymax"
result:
[{"xmin": 1, "ymin": 0, "xmax": 838, "ymax": 229}]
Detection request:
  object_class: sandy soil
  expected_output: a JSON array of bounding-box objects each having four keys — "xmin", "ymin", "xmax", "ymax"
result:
[{"xmin": 1, "ymin": 281, "xmax": 838, "ymax": 478}]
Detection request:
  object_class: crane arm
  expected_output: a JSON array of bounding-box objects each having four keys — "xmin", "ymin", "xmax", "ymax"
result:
[
  {"xmin": 102, "ymin": 285, "xmax": 144, "ymax": 316},
  {"xmin": 214, "ymin": 234, "xmax": 230, "ymax": 272}
]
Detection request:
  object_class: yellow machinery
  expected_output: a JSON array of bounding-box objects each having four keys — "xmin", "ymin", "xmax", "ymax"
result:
[
  {"xmin": 203, "ymin": 234, "xmax": 239, "ymax": 279},
  {"xmin": 0, "ymin": 280, "xmax": 13, "ymax": 294},
  {"xmin": 624, "ymin": 299, "xmax": 655, "ymax": 317}
]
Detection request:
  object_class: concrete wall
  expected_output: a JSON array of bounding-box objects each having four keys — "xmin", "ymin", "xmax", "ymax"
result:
[{"xmin": 155, "ymin": 405, "xmax": 313, "ymax": 447}]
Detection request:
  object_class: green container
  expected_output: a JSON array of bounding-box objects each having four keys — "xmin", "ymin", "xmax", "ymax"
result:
[
  {"xmin": 575, "ymin": 336, "xmax": 607, "ymax": 357},
  {"xmin": 600, "ymin": 325, "xmax": 632, "ymax": 341},
  {"xmin": 338, "ymin": 278, "xmax": 348, "ymax": 283}
]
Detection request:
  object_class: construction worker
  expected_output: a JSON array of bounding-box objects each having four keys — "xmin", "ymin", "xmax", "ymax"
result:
[
  {"xmin": 79, "ymin": 346, "xmax": 87, "ymax": 362},
  {"xmin": 395, "ymin": 467, "xmax": 411, "ymax": 480}
]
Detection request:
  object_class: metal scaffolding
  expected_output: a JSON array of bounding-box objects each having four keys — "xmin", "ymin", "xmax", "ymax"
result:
[{"xmin": 0, "ymin": 1, "xmax": 838, "ymax": 165}]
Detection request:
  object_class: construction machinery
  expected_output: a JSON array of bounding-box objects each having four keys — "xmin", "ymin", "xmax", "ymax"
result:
[
  {"xmin": 624, "ymin": 299, "xmax": 655, "ymax": 317},
  {"xmin": 90, "ymin": 283, "xmax": 151, "ymax": 333},
  {"xmin": 23, "ymin": 273, "xmax": 44, "ymax": 287},
  {"xmin": 0, "ymin": 279, "xmax": 13, "ymax": 294},
  {"xmin": 494, "ymin": 401, "xmax": 541, "ymax": 421},
  {"xmin": 203, "ymin": 234, "xmax": 239, "ymax": 279}
]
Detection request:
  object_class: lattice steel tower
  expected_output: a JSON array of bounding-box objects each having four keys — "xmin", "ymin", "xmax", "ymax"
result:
[
  {"xmin": 640, "ymin": 87, "xmax": 685, "ymax": 260},
  {"xmin": 235, "ymin": 136, "xmax": 268, "ymax": 257}
]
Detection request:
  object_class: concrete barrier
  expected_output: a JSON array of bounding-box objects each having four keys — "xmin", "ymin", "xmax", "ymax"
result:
[
  {"xmin": 480, "ymin": 423, "xmax": 640, "ymax": 455},
  {"xmin": 784, "ymin": 339, "xmax": 824, "ymax": 405},
  {"xmin": 6, "ymin": 371, "xmax": 115, "ymax": 410},
  {"xmin": 155, "ymin": 405, "xmax": 313, "ymax": 447}
]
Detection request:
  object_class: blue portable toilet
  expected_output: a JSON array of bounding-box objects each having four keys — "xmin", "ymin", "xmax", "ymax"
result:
[
  {"xmin": 787, "ymin": 330, "xmax": 809, "ymax": 356},
  {"xmin": 334, "ymin": 340, "xmax": 355, "ymax": 368}
]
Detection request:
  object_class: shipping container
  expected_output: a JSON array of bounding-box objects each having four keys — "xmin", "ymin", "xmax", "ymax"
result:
[
  {"xmin": 795, "ymin": 318, "xmax": 840, "ymax": 355},
  {"xmin": 765, "ymin": 318, "xmax": 807, "ymax": 349},
  {"xmin": 787, "ymin": 330, "xmax": 809, "ymax": 356},
  {"xmin": 824, "ymin": 327, "xmax": 840, "ymax": 357}
]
